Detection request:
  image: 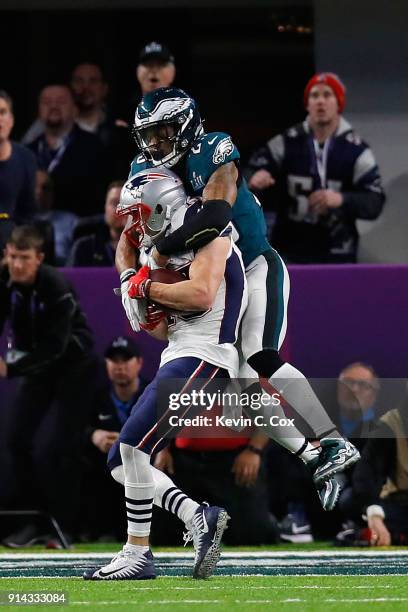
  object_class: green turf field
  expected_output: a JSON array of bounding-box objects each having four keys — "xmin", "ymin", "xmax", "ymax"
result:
[
  {"xmin": 1, "ymin": 546, "xmax": 408, "ymax": 611},
  {"xmin": 0, "ymin": 575, "xmax": 407, "ymax": 611}
]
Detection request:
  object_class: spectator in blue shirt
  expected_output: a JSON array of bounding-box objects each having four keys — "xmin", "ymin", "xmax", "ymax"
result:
[{"xmin": 80, "ymin": 336, "xmax": 147, "ymax": 540}]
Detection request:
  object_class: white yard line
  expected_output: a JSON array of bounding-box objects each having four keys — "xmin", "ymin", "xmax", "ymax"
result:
[
  {"xmin": 1, "ymin": 550, "xmax": 408, "ymax": 560},
  {"xmin": 324, "ymin": 598, "xmax": 408, "ymax": 603},
  {"xmin": 1, "ymin": 573, "xmax": 408, "ymax": 578},
  {"xmin": 70, "ymin": 601, "xmax": 223, "ymax": 606},
  {"xmin": 281, "ymin": 598, "xmax": 408, "ymax": 604},
  {"xmin": 68, "ymin": 598, "xmax": 408, "ymax": 606}
]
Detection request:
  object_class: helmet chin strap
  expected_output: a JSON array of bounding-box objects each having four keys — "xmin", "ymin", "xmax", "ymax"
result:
[{"xmin": 124, "ymin": 224, "xmax": 144, "ymax": 249}]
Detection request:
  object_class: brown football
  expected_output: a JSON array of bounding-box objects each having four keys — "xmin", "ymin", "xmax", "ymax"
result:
[
  {"xmin": 149, "ymin": 268, "xmax": 187, "ymax": 314},
  {"xmin": 149, "ymin": 268, "xmax": 186, "ymax": 285}
]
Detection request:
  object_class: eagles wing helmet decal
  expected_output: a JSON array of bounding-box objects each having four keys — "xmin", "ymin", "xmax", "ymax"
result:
[{"xmin": 138, "ymin": 98, "xmax": 191, "ymax": 123}]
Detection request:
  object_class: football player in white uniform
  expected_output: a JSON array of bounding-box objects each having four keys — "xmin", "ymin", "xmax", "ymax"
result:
[{"xmin": 84, "ymin": 169, "xmax": 247, "ymax": 581}]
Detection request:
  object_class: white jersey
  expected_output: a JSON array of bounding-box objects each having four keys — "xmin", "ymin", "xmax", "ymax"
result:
[{"xmin": 141, "ymin": 200, "xmax": 247, "ymax": 377}]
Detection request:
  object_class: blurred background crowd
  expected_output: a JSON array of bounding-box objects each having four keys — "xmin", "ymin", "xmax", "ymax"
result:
[{"xmin": 0, "ymin": 0, "xmax": 407, "ymax": 549}]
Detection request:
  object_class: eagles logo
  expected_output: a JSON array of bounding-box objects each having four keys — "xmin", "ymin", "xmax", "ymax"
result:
[
  {"xmin": 137, "ymin": 98, "xmax": 190, "ymax": 122},
  {"xmin": 212, "ymin": 137, "xmax": 234, "ymax": 164},
  {"xmin": 161, "ymin": 98, "xmax": 191, "ymax": 121}
]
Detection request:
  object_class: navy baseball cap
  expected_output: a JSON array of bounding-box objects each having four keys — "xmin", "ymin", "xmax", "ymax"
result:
[
  {"xmin": 139, "ymin": 41, "xmax": 174, "ymax": 65},
  {"xmin": 105, "ymin": 336, "xmax": 141, "ymax": 360}
]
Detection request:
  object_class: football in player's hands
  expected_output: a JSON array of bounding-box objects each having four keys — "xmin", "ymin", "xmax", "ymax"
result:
[
  {"xmin": 149, "ymin": 268, "xmax": 186, "ymax": 314},
  {"xmin": 149, "ymin": 268, "xmax": 185, "ymax": 285}
]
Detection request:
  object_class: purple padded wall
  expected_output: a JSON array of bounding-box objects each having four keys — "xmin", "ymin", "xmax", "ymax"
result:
[
  {"xmin": 1, "ymin": 264, "xmax": 407, "ymax": 403},
  {"xmin": 64, "ymin": 265, "xmax": 408, "ymax": 378},
  {"xmin": 287, "ymin": 265, "xmax": 408, "ymax": 377}
]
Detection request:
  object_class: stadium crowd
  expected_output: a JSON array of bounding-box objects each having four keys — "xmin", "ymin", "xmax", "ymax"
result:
[{"xmin": 1, "ymin": 40, "xmax": 407, "ymax": 553}]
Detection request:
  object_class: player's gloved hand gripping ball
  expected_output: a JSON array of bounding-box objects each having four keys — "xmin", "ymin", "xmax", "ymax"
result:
[
  {"xmin": 128, "ymin": 266, "xmax": 186, "ymax": 310},
  {"xmin": 127, "ymin": 266, "xmax": 152, "ymax": 299},
  {"xmin": 114, "ymin": 267, "xmax": 162, "ymax": 332}
]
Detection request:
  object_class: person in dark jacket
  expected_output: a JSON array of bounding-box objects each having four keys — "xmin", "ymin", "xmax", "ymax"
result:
[
  {"xmin": 23, "ymin": 63, "xmax": 132, "ymax": 180},
  {"xmin": 351, "ymin": 391, "xmax": 408, "ymax": 546},
  {"xmin": 28, "ymin": 84, "xmax": 108, "ymax": 217},
  {"xmin": 0, "ymin": 225, "xmax": 98, "ymax": 547}
]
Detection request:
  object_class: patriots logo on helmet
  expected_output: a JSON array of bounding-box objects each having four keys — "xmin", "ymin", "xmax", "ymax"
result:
[
  {"xmin": 125, "ymin": 173, "xmax": 169, "ymax": 201},
  {"xmin": 212, "ymin": 137, "xmax": 234, "ymax": 165}
]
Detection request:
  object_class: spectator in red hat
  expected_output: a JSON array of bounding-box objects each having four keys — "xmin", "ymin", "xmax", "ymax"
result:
[
  {"xmin": 245, "ymin": 72, "xmax": 385, "ymax": 263},
  {"xmin": 303, "ymin": 72, "xmax": 346, "ymax": 114}
]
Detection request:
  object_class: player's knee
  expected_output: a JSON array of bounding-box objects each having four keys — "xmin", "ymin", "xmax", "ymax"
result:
[
  {"xmin": 120, "ymin": 442, "xmax": 151, "ymax": 482},
  {"xmin": 248, "ymin": 350, "xmax": 284, "ymax": 378},
  {"xmin": 120, "ymin": 442, "xmax": 145, "ymax": 464}
]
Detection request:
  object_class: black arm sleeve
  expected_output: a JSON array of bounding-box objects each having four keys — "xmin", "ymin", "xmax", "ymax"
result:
[{"xmin": 155, "ymin": 199, "xmax": 232, "ymax": 256}]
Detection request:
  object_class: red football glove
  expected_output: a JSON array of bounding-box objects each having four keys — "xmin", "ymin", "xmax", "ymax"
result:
[
  {"xmin": 128, "ymin": 266, "xmax": 152, "ymax": 299},
  {"xmin": 140, "ymin": 303, "xmax": 167, "ymax": 331}
]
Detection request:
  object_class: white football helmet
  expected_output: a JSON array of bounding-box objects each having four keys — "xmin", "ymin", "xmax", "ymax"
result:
[{"xmin": 116, "ymin": 168, "xmax": 187, "ymax": 248}]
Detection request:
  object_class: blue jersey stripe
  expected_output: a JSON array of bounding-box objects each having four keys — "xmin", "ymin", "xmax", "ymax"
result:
[{"xmin": 218, "ymin": 249, "xmax": 245, "ymax": 344}]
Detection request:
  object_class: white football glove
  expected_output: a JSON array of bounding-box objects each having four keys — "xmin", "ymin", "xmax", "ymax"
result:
[
  {"xmin": 122, "ymin": 283, "xmax": 146, "ymax": 332},
  {"xmin": 114, "ymin": 268, "xmax": 147, "ymax": 333}
]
